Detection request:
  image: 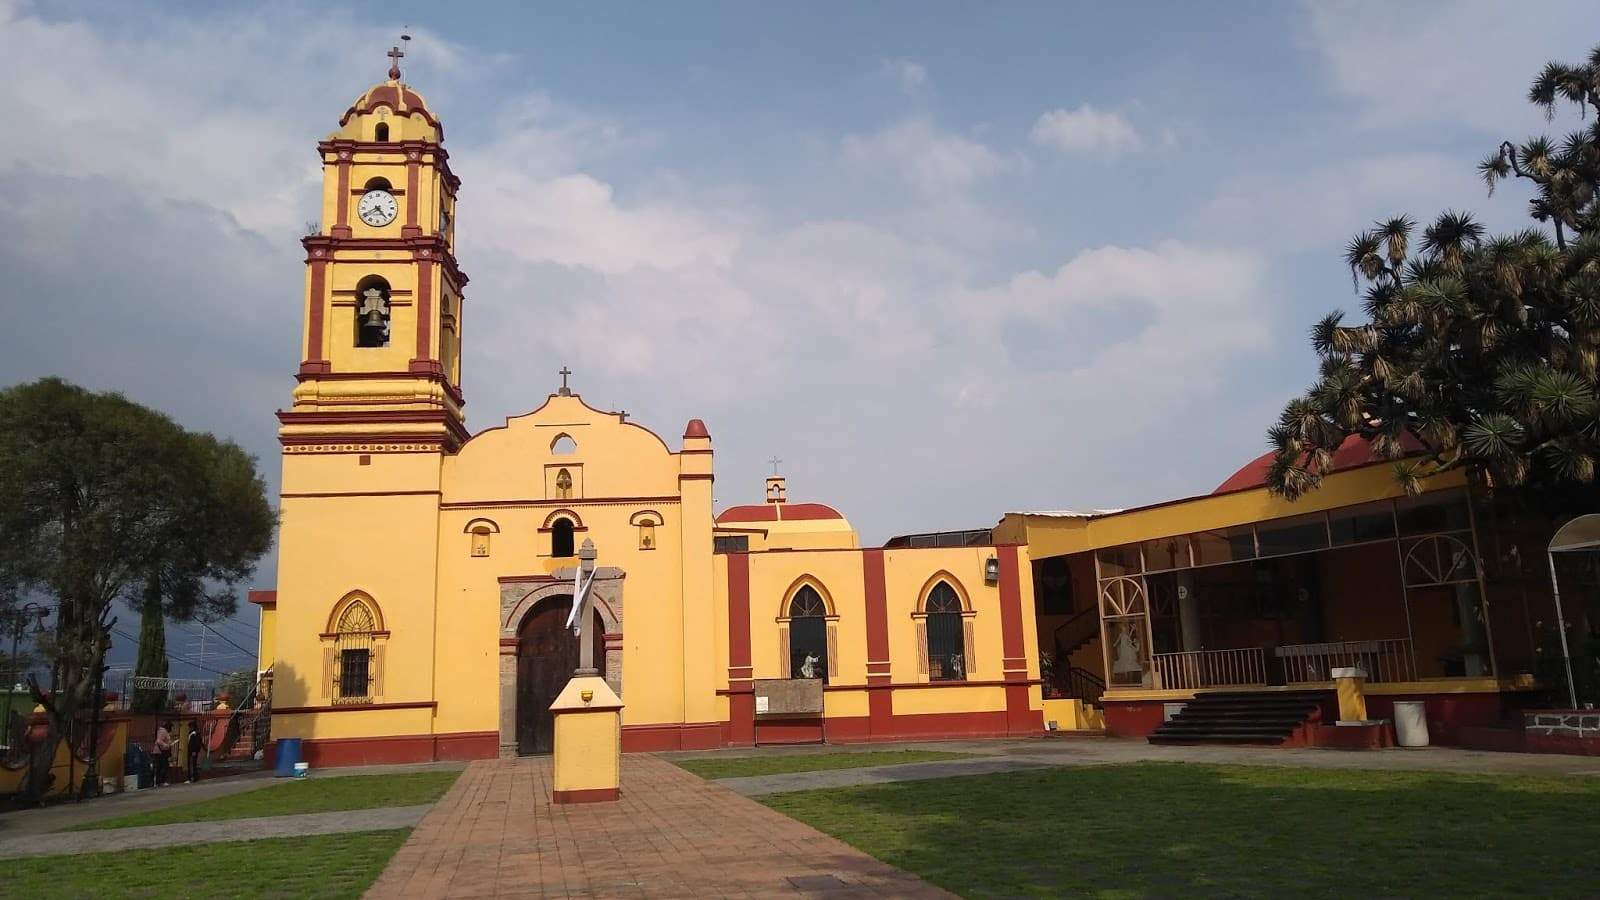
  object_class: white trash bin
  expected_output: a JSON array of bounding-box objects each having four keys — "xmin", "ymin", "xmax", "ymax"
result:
[{"xmin": 1392, "ymin": 700, "xmax": 1429, "ymax": 748}]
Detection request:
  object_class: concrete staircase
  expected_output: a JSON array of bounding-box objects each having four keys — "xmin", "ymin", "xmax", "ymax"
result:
[{"xmin": 1147, "ymin": 690, "xmax": 1329, "ymax": 745}]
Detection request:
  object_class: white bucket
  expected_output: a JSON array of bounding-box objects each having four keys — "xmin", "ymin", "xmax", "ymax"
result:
[
  {"xmin": 293, "ymin": 761, "xmax": 311, "ymax": 778},
  {"xmin": 1392, "ymin": 700, "xmax": 1429, "ymax": 747}
]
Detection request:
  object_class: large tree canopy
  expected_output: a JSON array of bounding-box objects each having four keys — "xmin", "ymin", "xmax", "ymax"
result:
[
  {"xmin": 1267, "ymin": 45, "xmax": 1600, "ymax": 507},
  {"xmin": 0, "ymin": 378, "xmax": 273, "ymax": 799}
]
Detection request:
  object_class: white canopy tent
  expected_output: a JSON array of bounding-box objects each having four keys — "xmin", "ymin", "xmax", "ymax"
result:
[{"xmin": 1545, "ymin": 514, "xmax": 1600, "ymax": 708}]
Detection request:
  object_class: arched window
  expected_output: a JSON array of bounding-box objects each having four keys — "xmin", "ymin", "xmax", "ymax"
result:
[
  {"xmin": 787, "ymin": 586, "xmax": 829, "ymax": 681},
  {"xmin": 354, "ymin": 275, "xmax": 391, "ymax": 348},
  {"xmin": 333, "ymin": 600, "xmax": 377, "ymax": 703},
  {"xmin": 374, "ymin": 122, "xmax": 389, "ymax": 142},
  {"xmin": 471, "ymin": 526, "xmax": 492, "ymax": 557},
  {"xmin": 555, "ymin": 468, "xmax": 573, "ymax": 500},
  {"xmin": 363, "ymin": 176, "xmax": 392, "ymax": 191},
  {"xmin": 551, "ymin": 434, "xmax": 577, "ymax": 455},
  {"xmin": 924, "ymin": 581, "xmax": 966, "ymax": 682},
  {"xmin": 551, "ymin": 517, "xmax": 576, "ymax": 558}
]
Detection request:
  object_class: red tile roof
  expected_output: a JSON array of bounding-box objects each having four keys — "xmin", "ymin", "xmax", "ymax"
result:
[
  {"xmin": 715, "ymin": 502, "xmax": 844, "ymax": 524},
  {"xmin": 1213, "ymin": 433, "xmax": 1423, "ymax": 494}
]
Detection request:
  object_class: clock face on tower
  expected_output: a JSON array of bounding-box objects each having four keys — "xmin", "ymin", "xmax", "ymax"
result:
[{"xmin": 357, "ymin": 189, "xmax": 398, "ymax": 227}]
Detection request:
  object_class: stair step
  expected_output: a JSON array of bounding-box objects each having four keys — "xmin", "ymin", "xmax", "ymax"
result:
[{"xmin": 1146, "ymin": 689, "xmax": 1330, "ymax": 747}]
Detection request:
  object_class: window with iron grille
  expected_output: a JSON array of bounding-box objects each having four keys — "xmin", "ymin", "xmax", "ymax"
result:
[
  {"xmin": 925, "ymin": 582, "xmax": 966, "ymax": 681},
  {"xmin": 332, "ymin": 600, "xmax": 377, "ymax": 704},
  {"xmin": 788, "ymin": 586, "xmax": 828, "ymax": 682}
]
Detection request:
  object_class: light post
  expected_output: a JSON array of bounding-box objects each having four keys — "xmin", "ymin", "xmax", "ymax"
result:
[{"xmin": 2, "ymin": 602, "xmax": 50, "ymax": 740}]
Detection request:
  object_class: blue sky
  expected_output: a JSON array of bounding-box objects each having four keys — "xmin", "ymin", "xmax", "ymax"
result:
[{"xmin": 1, "ymin": 1, "xmax": 1595, "ymax": 678}]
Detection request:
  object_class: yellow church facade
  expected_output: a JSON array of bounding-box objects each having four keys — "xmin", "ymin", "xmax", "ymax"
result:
[
  {"xmin": 255, "ymin": 64, "xmax": 1046, "ymax": 766},
  {"xmin": 257, "ymin": 61, "xmax": 1585, "ymax": 765}
]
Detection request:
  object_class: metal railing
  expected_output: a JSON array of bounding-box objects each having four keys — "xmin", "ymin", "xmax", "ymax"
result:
[
  {"xmin": 1152, "ymin": 647, "xmax": 1267, "ymax": 691},
  {"xmin": 1277, "ymin": 638, "xmax": 1416, "ymax": 684}
]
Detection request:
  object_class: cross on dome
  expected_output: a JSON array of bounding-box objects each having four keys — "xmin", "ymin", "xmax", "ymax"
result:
[{"xmin": 387, "ymin": 44, "xmax": 405, "ymax": 81}]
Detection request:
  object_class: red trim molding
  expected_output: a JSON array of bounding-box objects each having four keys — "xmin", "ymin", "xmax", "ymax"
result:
[
  {"xmin": 248, "ymin": 590, "xmax": 277, "ymax": 608},
  {"xmin": 552, "ymin": 787, "xmax": 619, "ymax": 804},
  {"xmin": 274, "ymin": 700, "xmax": 435, "ymax": 715}
]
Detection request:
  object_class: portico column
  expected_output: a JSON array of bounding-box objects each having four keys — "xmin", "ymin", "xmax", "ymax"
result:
[{"xmin": 1177, "ymin": 572, "xmax": 1202, "ymax": 652}]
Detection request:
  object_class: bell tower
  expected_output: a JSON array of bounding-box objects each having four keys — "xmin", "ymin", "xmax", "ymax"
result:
[{"xmin": 279, "ymin": 45, "xmax": 469, "ymax": 453}]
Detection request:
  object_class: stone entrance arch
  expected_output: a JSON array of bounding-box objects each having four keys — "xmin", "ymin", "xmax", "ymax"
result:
[{"xmin": 498, "ymin": 568, "xmax": 625, "ymax": 758}]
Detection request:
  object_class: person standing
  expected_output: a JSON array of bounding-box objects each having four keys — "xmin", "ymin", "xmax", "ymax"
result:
[
  {"xmin": 153, "ymin": 721, "xmax": 173, "ymax": 786},
  {"xmin": 185, "ymin": 720, "xmax": 202, "ymax": 783}
]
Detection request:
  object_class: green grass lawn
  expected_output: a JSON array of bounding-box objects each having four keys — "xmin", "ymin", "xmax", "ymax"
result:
[
  {"xmin": 70, "ymin": 771, "xmax": 459, "ymax": 831},
  {"xmin": 0, "ymin": 829, "xmax": 409, "ymax": 899},
  {"xmin": 674, "ymin": 749, "xmax": 977, "ymax": 779},
  {"xmin": 762, "ymin": 762, "xmax": 1600, "ymax": 898}
]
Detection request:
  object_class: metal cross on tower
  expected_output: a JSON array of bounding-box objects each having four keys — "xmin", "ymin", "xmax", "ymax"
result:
[
  {"xmin": 387, "ymin": 44, "xmax": 405, "ymax": 80},
  {"xmin": 558, "ymin": 366, "xmax": 573, "ymax": 396},
  {"xmin": 768, "ymin": 456, "xmax": 783, "ymax": 475}
]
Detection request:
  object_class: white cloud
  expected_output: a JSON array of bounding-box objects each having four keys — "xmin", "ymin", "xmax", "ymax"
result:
[
  {"xmin": 1030, "ymin": 104, "xmax": 1144, "ymax": 156},
  {"xmin": 1301, "ymin": 0, "xmax": 1597, "ymax": 132},
  {"xmin": 842, "ymin": 118, "xmax": 1008, "ymax": 193},
  {"xmin": 880, "ymin": 58, "xmax": 928, "ymax": 91},
  {"xmin": 0, "ymin": 1, "xmax": 1280, "ymax": 549}
]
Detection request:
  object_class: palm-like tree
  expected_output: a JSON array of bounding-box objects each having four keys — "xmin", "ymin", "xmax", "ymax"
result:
[{"xmin": 1268, "ymin": 45, "xmax": 1600, "ymax": 503}]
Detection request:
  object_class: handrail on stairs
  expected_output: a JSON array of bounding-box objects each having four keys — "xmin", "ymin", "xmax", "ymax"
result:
[{"xmin": 1052, "ymin": 607, "xmax": 1100, "ymax": 659}]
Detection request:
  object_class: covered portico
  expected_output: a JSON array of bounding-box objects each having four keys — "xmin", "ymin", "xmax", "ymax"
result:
[{"xmin": 1000, "ymin": 451, "xmax": 1571, "ymax": 743}]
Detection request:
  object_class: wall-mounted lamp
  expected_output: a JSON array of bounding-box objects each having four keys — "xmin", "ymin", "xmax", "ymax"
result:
[
  {"xmin": 580, "ymin": 689, "xmax": 594, "ymax": 704},
  {"xmin": 984, "ymin": 556, "xmax": 1001, "ymax": 585}
]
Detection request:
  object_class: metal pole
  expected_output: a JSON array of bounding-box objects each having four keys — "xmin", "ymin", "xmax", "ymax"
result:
[
  {"xmin": 5, "ymin": 618, "xmax": 18, "ymax": 734},
  {"xmin": 1545, "ymin": 552, "xmax": 1579, "ymax": 709}
]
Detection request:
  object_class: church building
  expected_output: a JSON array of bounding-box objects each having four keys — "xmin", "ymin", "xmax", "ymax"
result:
[
  {"xmin": 253, "ymin": 59, "xmax": 1046, "ymax": 766},
  {"xmin": 256, "ymin": 57, "xmax": 1591, "ymax": 765}
]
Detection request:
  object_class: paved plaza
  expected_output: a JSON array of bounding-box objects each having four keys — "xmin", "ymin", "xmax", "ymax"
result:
[{"xmin": 367, "ymin": 753, "xmax": 951, "ymax": 898}]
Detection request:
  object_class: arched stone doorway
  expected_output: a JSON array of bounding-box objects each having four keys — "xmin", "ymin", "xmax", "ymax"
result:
[
  {"xmin": 514, "ymin": 596, "xmax": 604, "ymax": 755},
  {"xmin": 499, "ymin": 570, "xmax": 625, "ymax": 758}
]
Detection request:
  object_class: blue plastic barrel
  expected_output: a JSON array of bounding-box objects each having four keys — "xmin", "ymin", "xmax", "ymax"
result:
[{"xmin": 273, "ymin": 738, "xmax": 303, "ymax": 777}]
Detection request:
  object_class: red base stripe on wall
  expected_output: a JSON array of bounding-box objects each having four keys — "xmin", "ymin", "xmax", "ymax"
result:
[
  {"xmin": 273, "ymin": 731, "xmax": 499, "ymax": 768},
  {"xmin": 619, "ymin": 722, "xmax": 724, "ymax": 752}
]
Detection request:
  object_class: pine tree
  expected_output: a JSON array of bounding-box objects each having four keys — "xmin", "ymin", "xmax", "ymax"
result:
[{"xmin": 131, "ymin": 573, "xmax": 168, "ymax": 714}]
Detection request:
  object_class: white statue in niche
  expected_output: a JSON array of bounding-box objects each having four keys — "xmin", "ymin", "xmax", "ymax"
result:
[
  {"xmin": 1112, "ymin": 628, "xmax": 1143, "ymax": 677},
  {"xmin": 799, "ymin": 652, "xmax": 820, "ymax": 679}
]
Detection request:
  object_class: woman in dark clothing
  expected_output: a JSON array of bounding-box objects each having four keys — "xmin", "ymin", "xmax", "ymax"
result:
[{"xmin": 185, "ymin": 720, "xmax": 202, "ymax": 783}]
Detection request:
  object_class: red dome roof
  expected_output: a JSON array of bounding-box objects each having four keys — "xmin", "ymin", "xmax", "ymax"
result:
[
  {"xmin": 1214, "ymin": 433, "xmax": 1423, "ymax": 494},
  {"xmin": 341, "ymin": 80, "xmax": 440, "ymax": 131},
  {"xmin": 683, "ymin": 418, "xmax": 710, "ymax": 439},
  {"xmin": 716, "ymin": 502, "xmax": 844, "ymax": 524}
]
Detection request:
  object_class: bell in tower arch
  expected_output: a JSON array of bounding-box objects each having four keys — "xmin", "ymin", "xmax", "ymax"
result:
[{"xmin": 356, "ymin": 284, "xmax": 391, "ymax": 348}]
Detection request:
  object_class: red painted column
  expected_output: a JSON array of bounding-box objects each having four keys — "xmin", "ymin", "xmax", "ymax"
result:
[
  {"xmin": 410, "ymin": 255, "xmax": 435, "ymax": 373},
  {"xmin": 997, "ymin": 545, "xmax": 1041, "ymax": 735},
  {"xmin": 332, "ymin": 151, "xmax": 352, "ymax": 238},
  {"xmin": 862, "ymin": 549, "xmax": 893, "ymax": 741},
  {"xmin": 299, "ymin": 253, "xmax": 330, "ymax": 375},
  {"xmin": 402, "ymin": 151, "xmax": 421, "ymax": 237},
  {"xmin": 726, "ymin": 553, "xmax": 755, "ymax": 746}
]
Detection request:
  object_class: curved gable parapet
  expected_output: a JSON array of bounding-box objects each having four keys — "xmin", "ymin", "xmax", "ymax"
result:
[{"xmin": 443, "ymin": 394, "xmax": 683, "ymax": 503}]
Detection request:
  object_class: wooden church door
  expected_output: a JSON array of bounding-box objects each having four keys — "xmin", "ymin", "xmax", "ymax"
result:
[{"xmin": 515, "ymin": 597, "xmax": 604, "ymax": 755}]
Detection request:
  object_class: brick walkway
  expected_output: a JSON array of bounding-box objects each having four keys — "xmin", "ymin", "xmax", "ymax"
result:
[{"xmin": 367, "ymin": 755, "xmax": 951, "ymax": 898}]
